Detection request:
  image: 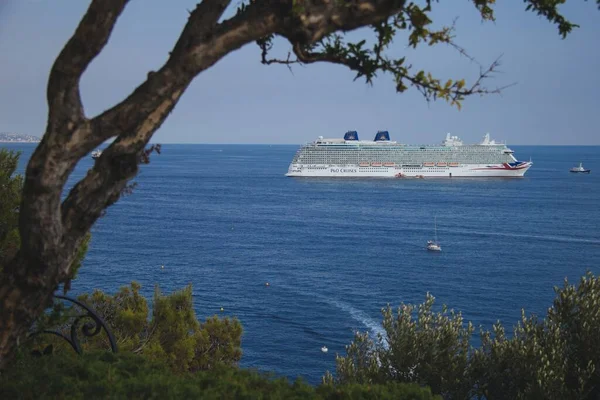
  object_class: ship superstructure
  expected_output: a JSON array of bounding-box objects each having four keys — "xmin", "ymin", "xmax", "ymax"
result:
[{"xmin": 286, "ymin": 131, "xmax": 532, "ymax": 178}]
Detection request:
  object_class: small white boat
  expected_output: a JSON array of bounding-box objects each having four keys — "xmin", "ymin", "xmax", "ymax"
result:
[
  {"xmin": 91, "ymin": 149, "xmax": 102, "ymax": 159},
  {"xmin": 321, "ymin": 346, "xmax": 328, "ymax": 353},
  {"xmin": 427, "ymin": 240, "xmax": 441, "ymax": 252},
  {"xmin": 427, "ymin": 217, "xmax": 442, "ymax": 252},
  {"xmin": 570, "ymin": 162, "xmax": 590, "ymax": 174}
]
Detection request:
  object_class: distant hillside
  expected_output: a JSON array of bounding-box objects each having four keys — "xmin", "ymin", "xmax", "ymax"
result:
[{"xmin": 0, "ymin": 133, "xmax": 40, "ymax": 143}]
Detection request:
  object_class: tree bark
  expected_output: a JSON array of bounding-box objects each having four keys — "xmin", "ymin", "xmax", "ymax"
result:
[{"xmin": 0, "ymin": 0, "xmax": 409, "ymax": 369}]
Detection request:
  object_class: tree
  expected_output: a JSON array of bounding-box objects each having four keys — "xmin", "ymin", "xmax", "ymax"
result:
[
  {"xmin": 0, "ymin": 0, "xmax": 598, "ymax": 368},
  {"xmin": 324, "ymin": 272, "xmax": 600, "ymax": 399}
]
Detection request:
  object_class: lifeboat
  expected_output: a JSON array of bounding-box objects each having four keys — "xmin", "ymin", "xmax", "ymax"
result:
[
  {"xmin": 423, "ymin": 162, "xmax": 435, "ymax": 167},
  {"xmin": 383, "ymin": 162, "xmax": 395, "ymax": 167},
  {"xmin": 449, "ymin": 162, "xmax": 459, "ymax": 167},
  {"xmin": 359, "ymin": 162, "xmax": 370, "ymax": 167},
  {"xmin": 436, "ymin": 162, "xmax": 448, "ymax": 167},
  {"xmin": 371, "ymin": 162, "xmax": 383, "ymax": 167}
]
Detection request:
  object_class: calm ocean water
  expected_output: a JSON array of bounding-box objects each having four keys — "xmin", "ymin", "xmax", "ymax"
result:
[{"xmin": 4, "ymin": 143, "xmax": 600, "ymax": 384}]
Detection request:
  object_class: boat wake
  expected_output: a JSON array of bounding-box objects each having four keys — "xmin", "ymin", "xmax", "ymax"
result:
[
  {"xmin": 323, "ymin": 298, "xmax": 387, "ymax": 341},
  {"xmin": 272, "ymin": 282, "xmax": 386, "ymax": 341}
]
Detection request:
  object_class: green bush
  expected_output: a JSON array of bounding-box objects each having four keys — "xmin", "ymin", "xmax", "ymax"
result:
[
  {"xmin": 327, "ymin": 272, "xmax": 600, "ymax": 400},
  {"xmin": 0, "ymin": 351, "xmax": 439, "ymax": 399},
  {"xmin": 323, "ymin": 294, "xmax": 474, "ymax": 399},
  {"xmin": 0, "ymin": 149, "xmax": 23, "ymax": 272},
  {"xmin": 31, "ymin": 282, "xmax": 243, "ymax": 373}
]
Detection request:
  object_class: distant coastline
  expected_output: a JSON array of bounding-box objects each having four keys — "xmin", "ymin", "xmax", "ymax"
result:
[{"xmin": 0, "ymin": 133, "xmax": 40, "ymax": 143}]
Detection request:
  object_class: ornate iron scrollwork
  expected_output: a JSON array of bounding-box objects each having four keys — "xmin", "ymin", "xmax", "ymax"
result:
[{"xmin": 28, "ymin": 294, "xmax": 118, "ymax": 355}]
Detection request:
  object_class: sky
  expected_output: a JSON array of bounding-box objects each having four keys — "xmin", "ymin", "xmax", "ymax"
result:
[{"xmin": 0, "ymin": 1, "xmax": 598, "ymax": 145}]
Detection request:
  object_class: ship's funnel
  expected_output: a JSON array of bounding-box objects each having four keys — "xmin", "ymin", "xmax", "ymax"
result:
[
  {"xmin": 344, "ymin": 131, "xmax": 359, "ymax": 141},
  {"xmin": 374, "ymin": 131, "xmax": 390, "ymax": 141}
]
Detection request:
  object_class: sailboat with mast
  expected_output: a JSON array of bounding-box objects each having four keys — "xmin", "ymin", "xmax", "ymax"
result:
[{"xmin": 427, "ymin": 217, "xmax": 441, "ymax": 252}]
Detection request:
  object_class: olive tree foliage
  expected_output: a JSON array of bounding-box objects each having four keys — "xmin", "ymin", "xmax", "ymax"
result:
[
  {"xmin": 323, "ymin": 294, "xmax": 475, "ymax": 399},
  {"xmin": 0, "ymin": 0, "xmax": 598, "ymax": 368},
  {"xmin": 324, "ymin": 272, "xmax": 600, "ymax": 399},
  {"xmin": 0, "ymin": 150, "xmax": 22, "ymax": 272},
  {"xmin": 30, "ymin": 282, "xmax": 243, "ymax": 373}
]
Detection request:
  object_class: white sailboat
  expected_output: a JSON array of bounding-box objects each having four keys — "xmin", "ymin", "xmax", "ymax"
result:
[{"xmin": 427, "ymin": 217, "xmax": 441, "ymax": 252}]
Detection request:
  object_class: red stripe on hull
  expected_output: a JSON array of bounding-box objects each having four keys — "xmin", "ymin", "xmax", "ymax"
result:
[{"xmin": 472, "ymin": 162, "xmax": 530, "ymax": 171}]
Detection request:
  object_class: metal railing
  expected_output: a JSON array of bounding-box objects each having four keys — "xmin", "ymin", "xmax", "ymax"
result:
[{"xmin": 28, "ymin": 294, "xmax": 118, "ymax": 355}]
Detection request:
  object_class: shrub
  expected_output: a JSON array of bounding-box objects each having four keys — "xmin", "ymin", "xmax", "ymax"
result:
[
  {"xmin": 327, "ymin": 272, "xmax": 600, "ymax": 400},
  {"xmin": 30, "ymin": 282, "xmax": 243, "ymax": 373},
  {"xmin": 0, "ymin": 351, "xmax": 439, "ymax": 399}
]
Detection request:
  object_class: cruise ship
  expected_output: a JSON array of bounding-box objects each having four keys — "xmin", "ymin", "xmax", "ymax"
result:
[{"xmin": 286, "ymin": 131, "xmax": 532, "ymax": 178}]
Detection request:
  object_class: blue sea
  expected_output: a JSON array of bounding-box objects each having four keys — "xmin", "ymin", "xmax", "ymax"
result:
[{"xmin": 4, "ymin": 143, "xmax": 600, "ymax": 384}]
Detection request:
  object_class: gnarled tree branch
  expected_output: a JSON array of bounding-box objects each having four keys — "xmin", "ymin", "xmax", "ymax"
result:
[
  {"xmin": 170, "ymin": 0, "xmax": 233, "ymax": 61},
  {"xmin": 276, "ymin": 0, "xmax": 408, "ymax": 44},
  {"xmin": 259, "ymin": 1, "xmax": 513, "ymax": 107},
  {"xmin": 16, "ymin": 0, "xmax": 131, "ymax": 285},
  {"xmin": 14, "ymin": 0, "xmax": 132, "ymax": 283},
  {"xmin": 47, "ymin": 0, "xmax": 130, "ymax": 133},
  {"xmin": 89, "ymin": 0, "xmax": 281, "ymax": 146},
  {"xmin": 60, "ymin": 1, "xmax": 284, "ymax": 243}
]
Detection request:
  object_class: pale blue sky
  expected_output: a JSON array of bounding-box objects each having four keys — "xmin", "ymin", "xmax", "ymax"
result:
[{"xmin": 0, "ymin": 1, "xmax": 598, "ymax": 145}]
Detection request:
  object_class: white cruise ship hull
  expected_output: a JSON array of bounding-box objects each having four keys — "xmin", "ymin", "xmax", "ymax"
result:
[
  {"xmin": 286, "ymin": 162, "xmax": 532, "ymax": 178},
  {"xmin": 286, "ymin": 132, "xmax": 532, "ymax": 178}
]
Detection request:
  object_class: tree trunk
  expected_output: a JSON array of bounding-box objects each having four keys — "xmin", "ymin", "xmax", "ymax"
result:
[{"xmin": 0, "ymin": 255, "xmax": 60, "ymax": 369}]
